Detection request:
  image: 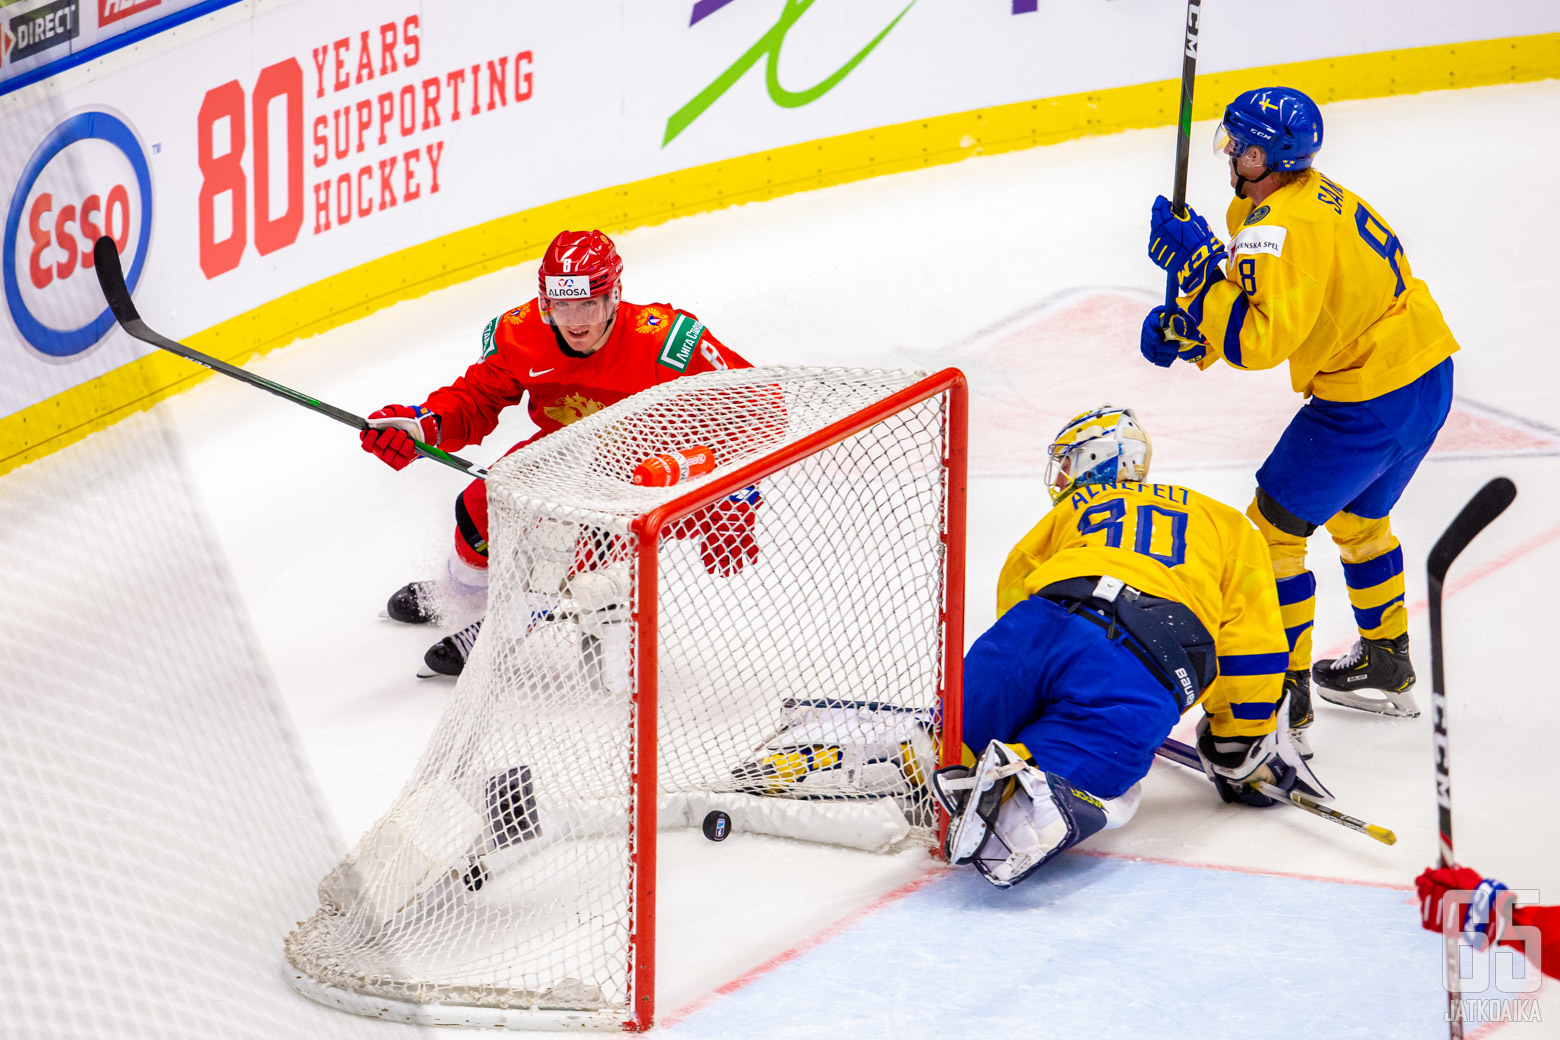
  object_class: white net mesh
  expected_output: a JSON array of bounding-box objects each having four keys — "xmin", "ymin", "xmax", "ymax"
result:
[
  {"xmin": 285, "ymin": 367, "xmax": 960, "ymax": 1028},
  {"xmin": 0, "ymin": 413, "xmax": 393, "ymax": 1040}
]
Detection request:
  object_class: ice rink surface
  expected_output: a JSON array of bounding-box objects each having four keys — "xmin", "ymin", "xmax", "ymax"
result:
[{"xmin": 143, "ymin": 81, "xmax": 1560, "ymax": 1035}]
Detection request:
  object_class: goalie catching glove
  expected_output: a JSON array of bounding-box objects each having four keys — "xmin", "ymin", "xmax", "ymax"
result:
[{"xmin": 931, "ymin": 740, "xmax": 1129, "ymax": 889}]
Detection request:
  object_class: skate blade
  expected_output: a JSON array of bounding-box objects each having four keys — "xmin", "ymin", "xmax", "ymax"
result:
[
  {"xmin": 416, "ymin": 665, "xmax": 456, "ymax": 679},
  {"xmin": 1315, "ymin": 685, "xmax": 1420, "ymax": 718}
]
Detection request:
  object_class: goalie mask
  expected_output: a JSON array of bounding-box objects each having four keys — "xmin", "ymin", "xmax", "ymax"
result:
[{"xmin": 1045, "ymin": 406, "xmax": 1152, "ymax": 503}]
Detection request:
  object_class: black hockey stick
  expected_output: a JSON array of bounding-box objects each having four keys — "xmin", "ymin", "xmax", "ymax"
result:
[
  {"xmin": 91, "ymin": 236, "xmax": 488, "ymax": 481},
  {"xmin": 1154, "ymin": 737, "xmax": 1397, "ymax": 846},
  {"xmin": 1428, "ymin": 477, "xmax": 1515, "ymax": 870},
  {"xmin": 1427, "ymin": 478, "xmax": 1516, "ymax": 1039},
  {"xmin": 1162, "ymin": 0, "xmax": 1202, "ymax": 314}
]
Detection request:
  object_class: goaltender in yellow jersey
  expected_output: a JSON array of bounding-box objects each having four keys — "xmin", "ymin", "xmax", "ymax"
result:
[{"xmin": 933, "ymin": 407, "xmax": 1327, "ymax": 891}]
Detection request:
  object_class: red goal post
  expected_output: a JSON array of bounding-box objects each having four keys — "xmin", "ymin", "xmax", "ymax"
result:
[{"xmin": 627, "ymin": 367, "xmax": 968, "ymax": 1028}]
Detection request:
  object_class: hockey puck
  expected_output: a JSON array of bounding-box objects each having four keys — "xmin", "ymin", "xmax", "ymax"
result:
[{"xmin": 702, "ymin": 810, "xmax": 731, "ymax": 842}]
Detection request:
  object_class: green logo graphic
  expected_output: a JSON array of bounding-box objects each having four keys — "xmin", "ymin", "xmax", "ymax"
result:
[
  {"xmin": 480, "ymin": 316, "xmax": 498, "ymax": 359},
  {"xmin": 664, "ymin": 0, "xmax": 916, "ymax": 147},
  {"xmin": 657, "ymin": 313, "xmax": 705, "ymax": 372}
]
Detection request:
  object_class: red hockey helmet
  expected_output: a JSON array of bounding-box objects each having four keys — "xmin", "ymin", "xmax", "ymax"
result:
[{"xmin": 537, "ymin": 230, "xmax": 623, "ymax": 326}]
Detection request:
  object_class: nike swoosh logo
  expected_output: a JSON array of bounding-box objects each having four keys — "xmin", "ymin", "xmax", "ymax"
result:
[{"xmin": 529, "ymin": 367, "xmax": 555, "ymax": 377}]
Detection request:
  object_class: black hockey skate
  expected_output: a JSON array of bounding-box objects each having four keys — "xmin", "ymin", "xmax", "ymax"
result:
[
  {"xmin": 385, "ymin": 580, "xmax": 439, "ymax": 624},
  {"xmin": 1285, "ymin": 669, "xmax": 1314, "ymax": 761},
  {"xmin": 419, "ymin": 619, "xmax": 483, "ymax": 678},
  {"xmin": 1312, "ymin": 635, "xmax": 1419, "ymax": 718}
]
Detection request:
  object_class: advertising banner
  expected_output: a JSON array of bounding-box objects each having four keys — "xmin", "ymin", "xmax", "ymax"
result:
[
  {"xmin": 0, "ymin": 0, "xmax": 234, "ymax": 90},
  {"xmin": 1, "ymin": 0, "xmax": 1557, "ymax": 472}
]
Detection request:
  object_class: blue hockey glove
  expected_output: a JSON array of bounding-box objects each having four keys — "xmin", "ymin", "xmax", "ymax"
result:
[
  {"xmin": 1148, "ymin": 196, "xmax": 1227, "ymax": 296},
  {"xmin": 1140, "ymin": 306, "xmax": 1206, "ymax": 368}
]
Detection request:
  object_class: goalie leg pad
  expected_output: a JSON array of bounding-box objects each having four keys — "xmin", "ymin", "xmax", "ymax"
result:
[
  {"xmin": 733, "ymin": 699, "xmax": 938, "ymax": 802},
  {"xmin": 936, "ymin": 741, "xmax": 1113, "ymax": 889},
  {"xmin": 974, "ymin": 770, "xmax": 1112, "ymax": 889}
]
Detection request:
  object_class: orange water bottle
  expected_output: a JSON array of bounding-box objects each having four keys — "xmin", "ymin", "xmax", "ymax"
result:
[{"xmin": 632, "ymin": 445, "xmax": 716, "ymax": 486}]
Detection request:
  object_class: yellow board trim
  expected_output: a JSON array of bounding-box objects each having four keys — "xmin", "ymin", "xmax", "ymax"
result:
[{"xmin": 3, "ymin": 31, "xmax": 1556, "ymax": 476}]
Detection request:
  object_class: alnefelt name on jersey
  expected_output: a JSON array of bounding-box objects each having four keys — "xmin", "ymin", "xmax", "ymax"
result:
[{"xmin": 1063, "ymin": 480, "xmax": 1190, "ymax": 511}]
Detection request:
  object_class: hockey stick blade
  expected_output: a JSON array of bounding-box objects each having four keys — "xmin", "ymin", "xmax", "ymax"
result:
[
  {"xmin": 1428, "ymin": 478, "xmax": 1516, "ymax": 584},
  {"xmin": 1155, "ymin": 738, "xmax": 1396, "ymax": 846},
  {"xmin": 91, "ymin": 236, "xmax": 487, "ymax": 481}
]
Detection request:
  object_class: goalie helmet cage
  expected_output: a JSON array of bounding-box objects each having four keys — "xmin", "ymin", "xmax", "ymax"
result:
[{"xmin": 286, "ymin": 366, "xmax": 967, "ymax": 1031}]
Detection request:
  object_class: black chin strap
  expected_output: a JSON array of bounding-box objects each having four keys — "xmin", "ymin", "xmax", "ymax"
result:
[{"xmin": 1233, "ymin": 165, "xmax": 1272, "ymax": 200}]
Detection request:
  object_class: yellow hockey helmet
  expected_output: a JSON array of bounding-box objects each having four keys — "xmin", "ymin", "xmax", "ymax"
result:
[{"xmin": 1045, "ymin": 406, "xmax": 1152, "ymax": 503}]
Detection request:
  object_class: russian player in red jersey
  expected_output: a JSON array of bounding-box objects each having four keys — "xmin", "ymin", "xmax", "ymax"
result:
[{"xmin": 361, "ymin": 230, "xmax": 755, "ymax": 675}]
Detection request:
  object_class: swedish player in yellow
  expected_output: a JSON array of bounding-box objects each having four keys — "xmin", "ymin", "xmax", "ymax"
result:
[
  {"xmin": 1141, "ymin": 86, "xmax": 1456, "ymax": 740},
  {"xmin": 930, "ymin": 407, "xmax": 1328, "ymax": 890}
]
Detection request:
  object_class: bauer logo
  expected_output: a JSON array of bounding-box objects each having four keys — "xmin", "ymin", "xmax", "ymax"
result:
[
  {"xmin": 545, "ymin": 275, "xmax": 591, "ymax": 299},
  {"xmin": 4, "ymin": 110, "xmax": 153, "ymax": 358}
]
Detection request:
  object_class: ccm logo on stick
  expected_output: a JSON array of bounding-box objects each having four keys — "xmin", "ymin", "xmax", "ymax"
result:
[{"xmin": 3, "ymin": 110, "xmax": 153, "ymax": 359}]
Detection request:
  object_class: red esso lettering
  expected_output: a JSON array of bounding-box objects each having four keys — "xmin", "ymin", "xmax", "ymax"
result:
[{"xmin": 27, "ymin": 186, "xmax": 129, "ymax": 289}]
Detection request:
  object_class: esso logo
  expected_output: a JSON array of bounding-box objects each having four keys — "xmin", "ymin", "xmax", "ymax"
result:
[{"xmin": 3, "ymin": 111, "xmax": 153, "ymax": 359}]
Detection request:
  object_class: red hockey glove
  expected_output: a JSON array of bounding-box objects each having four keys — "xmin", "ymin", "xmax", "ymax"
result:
[
  {"xmin": 698, "ymin": 487, "xmax": 761, "ymax": 577},
  {"xmin": 1416, "ymin": 865, "xmax": 1511, "ymax": 941},
  {"xmin": 361, "ymin": 404, "xmax": 440, "ymax": 471}
]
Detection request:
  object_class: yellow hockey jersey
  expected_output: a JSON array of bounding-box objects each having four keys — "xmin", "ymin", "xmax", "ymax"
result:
[
  {"xmin": 1185, "ymin": 170, "xmax": 1458, "ymax": 402},
  {"xmin": 997, "ymin": 481, "xmax": 1287, "ymax": 738}
]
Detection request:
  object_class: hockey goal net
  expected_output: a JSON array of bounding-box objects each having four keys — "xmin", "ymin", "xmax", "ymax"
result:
[{"xmin": 285, "ymin": 366, "xmax": 967, "ymax": 1030}]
